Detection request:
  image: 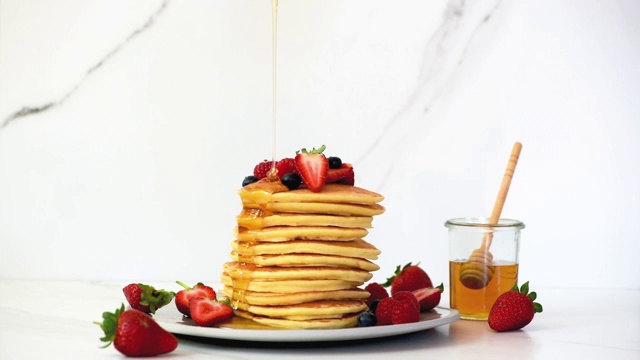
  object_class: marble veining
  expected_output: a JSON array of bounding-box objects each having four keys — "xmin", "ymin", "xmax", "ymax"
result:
[
  {"xmin": 0, "ymin": 0, "xmax": 169, "ymax": 129},
  {"xmin": 357, "ymin": 0, "xmax": 502, "ymax": 190}
]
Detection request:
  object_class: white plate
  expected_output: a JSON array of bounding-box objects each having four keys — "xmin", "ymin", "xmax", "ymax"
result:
[{"xmin": 154, "ymin": 306, "xmax": 459, "ymax": 343}]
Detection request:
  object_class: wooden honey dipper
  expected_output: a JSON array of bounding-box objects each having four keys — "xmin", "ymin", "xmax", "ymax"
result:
[{"xmin": 459, "ymin": 142, "xmax": 522, "ymax": 290}]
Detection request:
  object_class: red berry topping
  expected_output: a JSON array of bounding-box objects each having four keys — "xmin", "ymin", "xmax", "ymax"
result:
[
  {"xmin": 412, "ymin": 284, "xmax": 444, "ymax": 312},
  {"xmin": 375, "ymin": 297, "xmax": 397, "ymax": 326},
  {"xmin": 392, "ymin": 291, "xmax": 420, "ymax": 312},
  {"xmin": 295, "ymin": 145, "xmax": 328, "ymax": 192},
  {"xmin": 253, "ymin": 160, "xmax": 274, "ymax": 179},
  {"xmin": 364, "ymin": 282, "xmax": 389, "ymax": 307},
  {"xmin": 391, "ymin": 299, "xmax": 421, "ymax": 325},
  {"xmin": 325, "ymin": 163, "xmax": 355, "ymax": 185},
  {"xmin": 275, "ymin": 158, "xmax": 297, "ymax": 178}
]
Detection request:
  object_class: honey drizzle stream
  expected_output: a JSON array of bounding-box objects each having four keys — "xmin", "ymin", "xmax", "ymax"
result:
[
  {"xmin": 222, "ymin": 1, "xmax": 283, "ymax": 329},
  {"xmin": 271, "ymin": 0, "xmax": 278, "ymax": 168},
  {"xmin": 235, "ymin": 0, "xmax": 282, "ymax": 306}
]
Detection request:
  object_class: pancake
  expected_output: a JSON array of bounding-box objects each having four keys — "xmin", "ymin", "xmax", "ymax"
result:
[
  {"xmin": 235, "ymin": 226, "xmax": 368, "ymax": 242},
  {"xmin": 229, "ymin": 252, "xmax": 380, "ymax": 271},
  {"xmin": 262, "ymin": 201, "xmax": 385, "ymax": 216},
  {"xmin": 234, "ymin": 309, "xmax": 360, "ymax": 329},
  {"xmin": 220, "ymin": 274, "xmax": 362, "ymax": 293},
  {"xmin": 236, "ymin": 210, "xmax": 373, "ymax": 230},
  {"xmin": 233, "ymin": 299, "xmax": 367, "ymax": 320},
  {"xmin": 239, "ymin": 183, "xmax": 384, "ymax": 206},
  {"xmin": 270, "ymin": 184, "xmax": 384, "ymax": 204},
  {"xmin": 231, "ymin": 239, "xmax": 380, "ymax": 260},
  {"xmin": 224, "ymin": 179, "xmax": 385, "ymax": 329},
  {"xmin": 223, "ymin": 262, "xmax": 373, "ymax": 283},
  {"xmin": 220, "ymin": 287, "xmax": 369, "ymax": 306}
]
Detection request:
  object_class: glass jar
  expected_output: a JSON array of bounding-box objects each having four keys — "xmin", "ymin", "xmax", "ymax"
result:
[{"xmin": 445, "ymin": 217, "xmax": 525, "ymax": 320}]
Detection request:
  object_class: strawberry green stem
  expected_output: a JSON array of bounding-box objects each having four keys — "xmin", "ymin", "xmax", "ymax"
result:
[
  {"xmin": 381, "ymin": 262, "xmax": 419, "ymax": 287},
  {"xmin": 136, "ymin": 283, "xmax": 175, "ymax": 314},
  {"xmin": 296, "ymin": 144, "xmax": 326, "ymax": 155},
  {"xmin": 513, "ymin": 281, "xmax": 543, "ymax": 313},
  {"xmin": 94, "ymin": 304, "xmax": 125, "ymax": 348},
  {"xmin": 176, "ymin": 280, "xmax": 191, "ymax": 290}
]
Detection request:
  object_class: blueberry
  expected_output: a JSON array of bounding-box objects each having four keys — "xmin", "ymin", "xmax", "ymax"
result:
[
  {"xmin": 369, "ymin": 299, "xmax": 381, "ymax": 313},
  {"xmin": 281, "ymin": 173, "xmax": 302, "ymax": 190},
  {"xmin": 357, "ymin": 311, "xmax": 377, "ymax": 327},
  {"xmin": 242, "ymin": 175, "xmax": 259, "ymax": 187},
  {"xmin": 328, "ymin": 156, "xmax": 342, "ymax": 169}
]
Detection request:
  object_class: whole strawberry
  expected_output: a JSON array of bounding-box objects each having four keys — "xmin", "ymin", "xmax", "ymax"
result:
[
  {"xmin": 175, "ymin": 281, "xmax": 217, "ymax": 317},
  {"xmin": 382, "ymin": 262, "xmax": 433, "ymax": 295},
  {"xmin": 488, "ymin": 281, "xmax": 543, "ymax": 332},
  {"xmin": 95, "ymin": 304, "xmax": 178, "ymax": 357},
  {"xmin": 122, "ymin": 283, "xmax": 175, "ymax": 314}
]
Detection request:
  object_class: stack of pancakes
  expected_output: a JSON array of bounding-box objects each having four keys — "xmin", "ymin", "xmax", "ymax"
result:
[{"xmin": 221, "ymin": 181, "xmax": 385, "ymax": 329}]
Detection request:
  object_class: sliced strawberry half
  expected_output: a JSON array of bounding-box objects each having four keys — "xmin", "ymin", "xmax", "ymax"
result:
[
  {"xmin": 189, "ymin": 298, "xmax": 233, "ymax": 327},
  {"xmin": 412, "ymin": 283, "xmax": 444, "ymax": 312},
  {"xmin": 295, "ymin": 145, "xmax": 328, "ymax": 192},
  {"xmin": 325, "ymin": 163, "xmax": 355, "ymax": 185},
  {"xmin": 175, "ymin": 281, "xmax": 217, "ymax": 317}
]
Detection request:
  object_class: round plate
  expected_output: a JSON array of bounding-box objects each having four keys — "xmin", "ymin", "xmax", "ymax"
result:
[{"xmin": 154, "ymin": 305, "xmax": 459, "ymax": 343}]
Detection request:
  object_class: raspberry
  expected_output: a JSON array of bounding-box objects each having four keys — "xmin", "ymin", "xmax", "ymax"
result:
[
  {"xmin": 275, "ymin": 158, "xmax": 297, "ymax": 179},
  {"xmin": 364, "ymin": 282, "xmax": 389, "ymax": 307},
  {"xmin": 253, "ymin": 160, "xmax": 274, "ymax": 179},
  {"xmin": 392, "ymin": 291, "xmax": 419, "ymax": 312},
  {"xmin": 375, "ymin": 297, "xmax": 397, "ymax": 326},
  {"xmin": 391, "ymin": 299, "xmax": 421, "ymax": 325}
]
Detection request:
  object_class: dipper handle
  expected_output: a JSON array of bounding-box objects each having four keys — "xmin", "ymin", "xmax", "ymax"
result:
[{"xmin": 481, "ymin": 141, "xmax": 522, "ymax": 250}]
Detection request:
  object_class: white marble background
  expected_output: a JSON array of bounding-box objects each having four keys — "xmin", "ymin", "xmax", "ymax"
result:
[{"xmin": 1, "ymin": 0, "xmax": 639, "ymax": 290}]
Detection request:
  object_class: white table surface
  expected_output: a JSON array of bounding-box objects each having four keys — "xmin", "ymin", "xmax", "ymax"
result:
[{"xmin": 1, "ymin": 280, "xmax": 638, "ymax": 360}]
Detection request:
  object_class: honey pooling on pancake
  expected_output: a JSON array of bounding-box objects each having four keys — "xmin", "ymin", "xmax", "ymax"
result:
[{"xmin": 221, "ymin": 178, "xmax": 385, "ymax": 329}]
